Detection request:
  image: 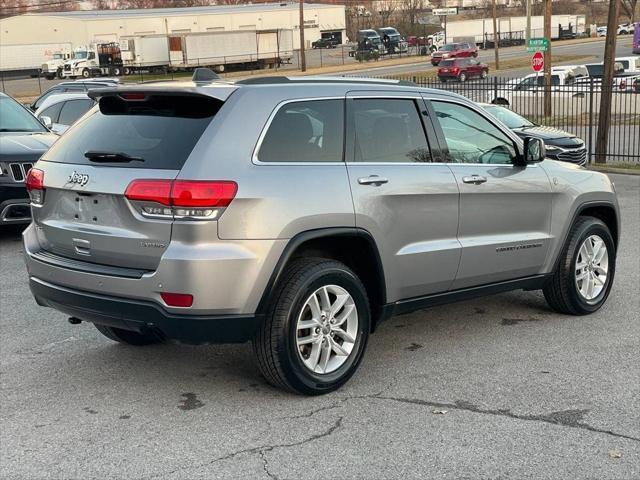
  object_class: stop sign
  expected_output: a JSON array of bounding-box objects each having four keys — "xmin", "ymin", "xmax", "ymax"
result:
[{"xmin": 531, "ymin": 51, "xmax": 544, "ymax": 72}]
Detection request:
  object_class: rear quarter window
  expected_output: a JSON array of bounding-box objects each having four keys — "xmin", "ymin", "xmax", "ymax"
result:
[{"xmin": 43, "ymin": 94, "xmax": 222, "ymax": 170}]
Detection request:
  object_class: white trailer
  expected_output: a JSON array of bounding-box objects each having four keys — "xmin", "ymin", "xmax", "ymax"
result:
[
  {"xmin": 0, "ymin": 42, "xmax": 72, "ymax": 74},
  {"xmin": 120, "ymin": 36, "xmax": 171, "ymax": 74},
  {"xmin": 169, "ymin": 29, "xmax": 293, "ymax": 72},
  {"xmin": 447, "ymin": 15, "xmax": 586, "ymax": 46}
]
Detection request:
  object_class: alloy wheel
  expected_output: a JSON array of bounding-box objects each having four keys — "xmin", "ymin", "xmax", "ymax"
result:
[{"xmin": 575, "ymin": 234, "xmax": 609, "ymax": 302}]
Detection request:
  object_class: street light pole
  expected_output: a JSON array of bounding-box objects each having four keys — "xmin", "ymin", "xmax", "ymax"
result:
[
  {"xmin": 299, "ymin": 0, "xmax": 306, "ymax": 72},
  {"xmin": 525, "ymin": 0, "xmax": 531, "ymax": 44},
  {"xmin": 492, "ymin": 0, "xmax": 500, "ymax": 71},
  {"xmin": 543, "ymin": 0, "xmax": 552, "ymax": 118}
]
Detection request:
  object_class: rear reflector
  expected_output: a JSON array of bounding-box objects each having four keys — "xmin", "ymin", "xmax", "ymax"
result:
[
  {"xmin": 160, "ymin": 292, "xmax": 194, "ymax": 308},
  {"xmin": 125, "ymin": 179, "xmax": 237, "ymax": 209}
]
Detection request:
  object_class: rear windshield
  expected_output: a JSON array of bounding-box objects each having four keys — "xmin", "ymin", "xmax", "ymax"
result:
[
  {"xmin": 43, "ymin": 94, "xmax": 222, "ymax": 169},
  {"xmin": 439, "ymin": 60, "xmax": 455, "ymax": 67}
]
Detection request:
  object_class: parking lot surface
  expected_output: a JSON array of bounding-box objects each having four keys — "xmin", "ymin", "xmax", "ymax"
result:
[{"xmin": 1, "ymin": 173, "xmax": 638, "ymax": 479}]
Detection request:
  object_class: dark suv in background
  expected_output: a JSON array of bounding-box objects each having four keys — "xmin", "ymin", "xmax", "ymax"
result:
[{"xmin": 0, "ymin": 93, "xmax": 56, "ymax": 224}]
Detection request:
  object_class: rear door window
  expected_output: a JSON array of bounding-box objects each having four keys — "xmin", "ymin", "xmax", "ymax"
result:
[
  {"xmin": 39, "ymin": 102, "xmax": 64, "ymax": 123},
  {"xmin": 348, "ymin": 98, "xmax": 433, "ymax": 163},
  {"xmin": 257, "ymin": 99, "xmax": 344, "ymax": 163},
  {"xmin": 43, "ymin": 94, "xmax": 223, "ymax": 169}
]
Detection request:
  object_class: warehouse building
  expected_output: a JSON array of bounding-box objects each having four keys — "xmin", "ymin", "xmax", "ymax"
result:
[{"xmin": 0, "ymin": 3, "xmax": 346, "ymax": 50}]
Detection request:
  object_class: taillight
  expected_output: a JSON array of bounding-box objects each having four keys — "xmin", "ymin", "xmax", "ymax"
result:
[
  {"xmin": 160, "ymin": 292, "xmax": 193, "ymax": 308},
  {"xmin": 125, "ymin": 179, "xmax": 237, "ymax": 220},
  {"xmin": 619, "ymin": 80, "xmax": 626, "ymax": 90},
  {"xmin": 26, "ymin": 168, "xmax": 45, "ymax": 205}
]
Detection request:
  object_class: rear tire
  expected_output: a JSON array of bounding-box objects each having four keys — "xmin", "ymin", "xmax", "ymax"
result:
[
  {"xmin": 95, "ymin": 324, "xmax": 163, "ymax": 346},
  {"xmin": 253, "ymin": 258, "xmax": 370, "ymax": 395},
  {"xmin": 82, "ymin": 68, "xmax": 90, "ymax": 78},
  {"xmin": 459, "ymin": 73, "xmax": 467, "ymax": 82},
  {"xmin": 543, "ymin": 217, "xmax": 616, "ymax": 315}
]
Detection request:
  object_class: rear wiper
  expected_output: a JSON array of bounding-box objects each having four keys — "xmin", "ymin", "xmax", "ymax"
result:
[{"xmin": 84, "ymin": 151, "xmax": 144, "ymax": 163}]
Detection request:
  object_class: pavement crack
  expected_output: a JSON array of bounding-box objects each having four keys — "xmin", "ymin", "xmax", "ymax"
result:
[
  {"xmin": 144, "ymin": 416, "xmax": 344, "ymax": 479},
  {"xmin": 375, "ymin": 396, "xmax": 640, "ymax": 443}
]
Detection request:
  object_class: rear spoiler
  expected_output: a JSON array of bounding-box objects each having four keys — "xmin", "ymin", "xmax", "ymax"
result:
[{"xmin": 87, "ymin": 84, "xmax": 237, "ymax": 102}]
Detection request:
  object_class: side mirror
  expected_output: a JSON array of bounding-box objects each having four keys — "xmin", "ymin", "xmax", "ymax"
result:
[
  {"xmin": 40, "ymin": 116, "xmax": 53, "ymax": 129},
  {"xmin": 523, "ymin": 137, "xmax": 545, "ymax": 164}
]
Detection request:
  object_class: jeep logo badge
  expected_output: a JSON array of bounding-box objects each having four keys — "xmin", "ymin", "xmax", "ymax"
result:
[{"xmin": 68, "ymin": 171, "xmax": 90, "ymax": 186}]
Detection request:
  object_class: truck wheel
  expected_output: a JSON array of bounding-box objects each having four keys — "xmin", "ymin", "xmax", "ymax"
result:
[
  {"xmin": 111, "ymin": 66, "xmax": 121, "ymax": 76},
  {"xmin": 253, "ymin": 258, "xmax": 370, "ymax": 395},
  {"xmin": 56, "ymin": 69, "xmax": 63, "ymax": 79},
  {"xmin": 82, "ymin": 68, "xmax": 91, "ymax": 78},
  {"xmin": 123, "ymin": 67, "xmax": 131, "ymax": 75},
  {"xmin": 94, "ymin": 324, "xmax": 163, "ymax": 346},
  {"xmin": 543, "ymin": 217, "xmax": 616, "ymax": 315},
  {"xmin": 45, "ymin": 74, "xmax": 55, "ymax": 80}
]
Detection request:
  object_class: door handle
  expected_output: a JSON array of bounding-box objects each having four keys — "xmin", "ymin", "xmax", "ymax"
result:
[
  {"xmin": 358, "ymin": 175, "xmax": 389, "ymax": 186},
  {"xmin": 462, "ymin": 175, "xmax": 487, "ymax": 185}
]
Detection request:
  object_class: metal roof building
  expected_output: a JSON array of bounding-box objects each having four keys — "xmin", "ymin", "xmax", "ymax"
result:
[{"xmin": 0, "ymin": 3, "xmax": 346, "ymax": 49}]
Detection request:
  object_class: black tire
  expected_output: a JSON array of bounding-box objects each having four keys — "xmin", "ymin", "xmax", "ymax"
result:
[
  {"xmin": 56, "ymin": 68, "xmax": 63, "ymax": 79},
  {"xmin": 94, "ymin": 324, "xmax": 163, "ymax": 346},
  {"xmin": 439, "ymin": 77, "xmax": 447, "ymax": 83},
  {"xmin": 82, "ymin": 68, "xmax": 90, "ymax": 78},
  {"xmin": 123, "ymin": 67, "xmax": 131, "ymax": 75},
  {"xmin": 459, "ymin": 73, "xmax": 467, "ymax": 82},
  {"xmin": 253, "ymin": 258, "xmax": 371, "ymax": 395},
  {"xmin": 543, "ymin": 217, "xmax": 616, "ymax": 315}
]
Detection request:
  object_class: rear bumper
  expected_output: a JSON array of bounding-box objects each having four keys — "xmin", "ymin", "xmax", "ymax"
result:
[{"xmin": 30, "ymin": 277, "xmax": 261, "ymax": 344}]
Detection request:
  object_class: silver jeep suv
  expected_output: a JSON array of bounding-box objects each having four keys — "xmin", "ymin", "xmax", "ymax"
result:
[{"xmin": 23, "ymin": 77, "xmax": 619, "ymax": 395}]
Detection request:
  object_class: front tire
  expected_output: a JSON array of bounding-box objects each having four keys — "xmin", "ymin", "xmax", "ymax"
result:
[
  {"xmin": 82, "ymin": 68, "xmax": 90, "ymax": 78},
  {"xmin": 543, "ymin": 217, "xmax": 616, "ymax": 315},
  {"xmin": 459, "ymin": 72, "xmax": 467, "ymax": 82},
  {"xmin": 95, "ymin": 324, "xmax": 163, "ymax": 346},
  {"xmin": 253, "ymin": 258, "xmax": 370, "ymax": 395}
]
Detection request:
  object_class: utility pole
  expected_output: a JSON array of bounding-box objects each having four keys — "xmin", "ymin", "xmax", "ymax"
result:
[
  {"xmin": 525, "ymin": 0, "xmax": 532, "ymax": 44},
  {"xmin": 543, "ymin": 0, "xmax": 552, "ymax": 118},
  {"xmin": 492, "ymin": 0, "xmax": 500, "ymax": 70},
  {"xmin": 299, "ymin": 0, "xmax": 306, "ymax": 72},
  {"xmin": 595, "ymin": 0, "xmax": 621, "ymax": 164}
]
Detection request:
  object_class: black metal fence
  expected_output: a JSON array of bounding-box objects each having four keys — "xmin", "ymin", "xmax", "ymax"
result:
[{"xmin": 384, "ymin": 76, "xmax": 640, "ymax": 164}]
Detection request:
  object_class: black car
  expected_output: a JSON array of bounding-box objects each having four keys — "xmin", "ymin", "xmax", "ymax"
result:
[
  {"xmin": 29, "ymin": 79, "xmax": 119, "ymax": 112},
  {"xmin": 0, "ymin": 93, "xmax": 57, "ymax": 224},
  {"xmin": 312, "ymin": 38, "xmax": 339, "ymax": 49},
  {"xmin": 482, "ymin": 104, "xmax": 587, "ymax": 166}
]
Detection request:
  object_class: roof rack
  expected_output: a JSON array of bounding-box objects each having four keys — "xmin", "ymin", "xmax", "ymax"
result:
[{"xmin": 235, "ymin": 76, "xmax": 418, "ymax": 87}]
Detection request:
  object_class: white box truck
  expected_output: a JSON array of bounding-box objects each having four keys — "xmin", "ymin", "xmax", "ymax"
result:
[
  {"xmin": 0, "ymin": 42, "xmax": 72, "ymax": 76},
  {"xmin": 170, "ymin": 29, "xmax": 293, "ymax": 72},
  {"xmin": 120, "ymin": 36, "xmax": 171, "ymax": 74}
]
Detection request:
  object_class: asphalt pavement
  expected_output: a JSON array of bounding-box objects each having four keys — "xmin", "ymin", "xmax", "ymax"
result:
[{"xmin": 0, "ymin": 172, "xmax": 638, "ymax": 479}]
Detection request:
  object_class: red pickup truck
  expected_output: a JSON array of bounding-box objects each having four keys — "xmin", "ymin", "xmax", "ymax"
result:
[{"xmin": 431, "ymin": 42, "xmax": 478, "ymax": 66}]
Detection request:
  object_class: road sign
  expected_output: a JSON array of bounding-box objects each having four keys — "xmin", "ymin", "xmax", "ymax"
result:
[
  {"xmin": 531, "ymin": 51, "xmax": 544, "ymax": 72},
  {"xmin": 527, "ymin": 37, "xmax": 549, "ymax": 52},
  {"xmin": 432, "ymin": 7, "xmax": 458, "ymax": 16}
]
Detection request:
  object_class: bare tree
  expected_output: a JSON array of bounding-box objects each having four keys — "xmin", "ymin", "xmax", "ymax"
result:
[
  {"xmin": 375, "ymin": 0, "xmax": 396, "ymax": 26},
  {"xmin": 620, "ymin": 0, "xmax": 637, "ymax": 23}
]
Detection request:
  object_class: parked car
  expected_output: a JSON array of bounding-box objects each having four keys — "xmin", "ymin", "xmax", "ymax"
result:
[
  {"xmin": 438, "ymin": 58, "xmax": 488, "ymax": 82},
  {"xmin": 0, "ymin": 93, "xmax": 57, "ymax": 225},
  {"xmin": 584, "ymin": 62, "xmax": 624, "ymax": 78},
  {"xmin": 34, "ymin": 93, "xmax": 96, "ymax": 135},
  {"xmin": 29, "ymin": 78, "xmax": 118, "ymax": 112},
  {"xmin": 481, "ymin": 103, "xmax": 587, "ymax": 166},
  {"xmin": 617, "ymin": 23, "xmax": 635, "ymax": 35},
  {"xmin": 615, "ymin": 56, "xmax": 640, "ymax": 72},
  {"xmin": 24, "ymin": 76, "xmax": 619, "ymax": 394},
  {"xmin": 312, "ymin": 38, "xmax": 339, "ymax": 49},
  {"xmin": 431, "ymin": 42, "xmax": 478, "ymax": 66},
  {"xmin": 596, "ymin": 26, "xmax": 607, "ymax": 37}
]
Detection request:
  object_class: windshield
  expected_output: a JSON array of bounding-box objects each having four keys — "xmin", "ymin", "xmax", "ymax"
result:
[
  {"xmin": 53, "ymin": 53, "xmax": 64, "ymax": 60},
  {"xmin": 440, "ymin": 44, "xmax": 456, "ymax": 51},
  {"xmin": 0, "ymin": 97, "xmax": 47, "ymax": 133},
  {"xmin": 74, "ymin": 51, "xmax": 88, "ymax": 60},
  {"xmin": 483, "ymin": 105, "xmax": 534, "ymax": 129},
  {"xmin": 586, "ymin": 64, "xmax": 604, "ymax": 76}
]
